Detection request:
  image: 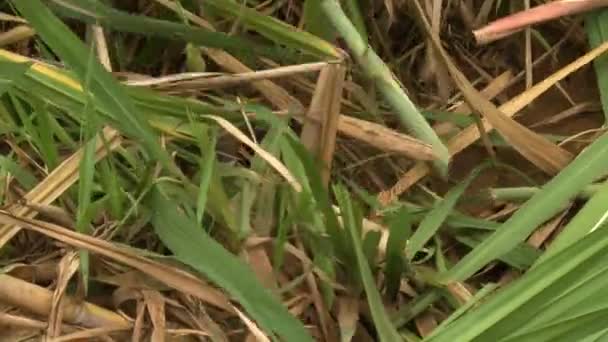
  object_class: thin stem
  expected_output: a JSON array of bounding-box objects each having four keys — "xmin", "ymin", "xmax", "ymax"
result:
[{"xmin": 320, "ymin": 0, "xmax": 450, "ymax": 177}]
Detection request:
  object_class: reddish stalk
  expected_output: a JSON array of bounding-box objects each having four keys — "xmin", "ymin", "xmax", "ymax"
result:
[{"xmin": 474, "ymin": 0, "xmax": 608, "ymax": 44}]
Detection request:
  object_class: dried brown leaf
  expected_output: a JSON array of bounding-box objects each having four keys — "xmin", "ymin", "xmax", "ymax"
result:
[
  {"xmin": 50, "ymin": 326, "xmax": 130, "ymax": 342},
  {"xmin": 205, "ymin": 115, "xmax": 302, "ymax": 192},
  {"xmin": 0, "ymin": 25, "xmax": 35, "ymax": 46},
  {"xmin": 435, "ymin": 70, "xmax": 513, "ymax": 136},
  {"xmin": 0, "ymin": 212, "xmax": 234, "ymax": 312},
  {"xmin": 415, "ymin": 312, "xmax": 438, "ymax": 337},
  {"xmin": 301, "ymin": 63, "xmax": 346, "ymax": 185},
  {"xmin": 0, "ymin": 274, "xmax": 130, "ymax": 328},
  {"xmin": 0, "ymin": 126, "xmax": 121, "ymax": 248},
  {"xmin": 379, "ymin": 9, "xmax": 608, "ymax": 204},
  {"xmin": 337, "ymin": 116, "xmax": 435, "ymax": 160},
  {"xmin": 337, "ymin": 297, "xmax": 359, "ymax": 342},
  {"xmin": 132, "ymin": 300, "xmax": 146, "ymax": 342},
  {"xmin": 244, "ymin": 244, "xmax": 278, "ymax": 292},
  {"xmin": 48, "ymin": 251, "xmax": 80, "ymax": 338},
  {"xmin": 143, "ymin": 290, "xmax": 166, "ymax": 342},
  {"xmin": 412, "ymin": 0, "xmax": 574, "ymax": 176}
]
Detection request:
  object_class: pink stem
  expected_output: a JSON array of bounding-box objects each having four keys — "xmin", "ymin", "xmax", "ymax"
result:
[{"xmin": 473, "ymin": 0, "xmax": 608, "ymax": 44}]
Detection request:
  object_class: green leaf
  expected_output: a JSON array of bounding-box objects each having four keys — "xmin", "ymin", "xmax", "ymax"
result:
[
  {"xmin": 426, "ymin": 224, "xmax": 608, "ymax": 342},
  {"xmin": 195, "ymin": 126, "xmax": 217, "ymax": 225},
  {"xmin": 0, "ymin": 61, "xmax": 31, "ymax": 96},
  {"xmin": 202, "ymin": 0, "xmax": 340, "ymax": 59},
  {"xmin": 585, "ymin": 9, "xmax": 608, "ymax": 122},
  {"xmin": 384, "ymin": 208, "xmax": 411, "ymax": 299},
  {"xmin": 439, "ymin": 129, "xmax": 608, "ymax": 283},
  {"xmin": 47, "ymin": 0, "xmax": 294, "ymax": 62},
  {"xmin": 148, "ymin": 186, "xmax": 313, "ymax": 342},
  {"xmin": 343, "ymin": 0, "xmax": 368, "ymax": 43},
  {"xmin": 13, "ymin": 0, "xmax": 180, "ymax": 178},
  {"xmin": 76, "ymin": 42, "xmax": 101, "ymax": 296},
  {"xmin": 303, "ymin": 0, "xmax": 339, "ymax": 41},
  {"xmin": 407, "ymin": 165, "xmax": 484, "ymax": 260},
  {"xmin": 501, "ymin": 309, "xmax": 608, "ymax": 342},
  {"xmin": 334, "ymin": 186, "xmax": 401, "ymax": 341},
  {"xmin": 535, "ymin": 180, "xmax": 608, "ymax": 265},
  {"xmin": 0, "ymin": 156, "xmax": 37, "ymax": 190}
]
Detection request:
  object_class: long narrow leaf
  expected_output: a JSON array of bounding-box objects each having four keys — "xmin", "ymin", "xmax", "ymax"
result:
[
  {"xmin": 334, "ymin": 186, "xmax": 401, "ymax": 341},
  {"xmin": 148, "ymin": 187, "xmax": 312, "ymax": 342},
  {"xmin": 586, "ymin": 9, "xmax": 608, "ymax": 122},
  {"xmin": 47, "ymin": 0, "xmax": 294, "ymax": 62},
  {"xmin": 319, "ymin": 0, "xmax": 450, "ymax": 175},
  {"xmin": 426, "ymin": 222, "xmax": 608, "ymax": 342},
  {"xmin": 439, "ymin": 126, "xmax": 608, "ymax": 282},
  {"xmin": 407, "ymin": 165, "xmax": 486, "ymax": 259},
  {"xmin": 12, "ymin": 0, "xmax": 180, "ymax": 178}
]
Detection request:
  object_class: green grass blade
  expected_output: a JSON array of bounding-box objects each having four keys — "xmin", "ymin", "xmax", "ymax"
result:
[
  {"xmin": 0, "ymin": 155, "xmax": 37, "ymax": 190},
  {"xmin": 334, "ymin": 185, "xmax": 401, "ymax": 341},
  {"xmin": 31, "ymin": 100, "xmax": 60, "ymax": 169},
  {"xmin": 98, "ymin": 159, "xmax": 123, "ymax": 220},
  {"xmin": 439, "ymin": 130, "xmax": 608, "ymax": 283},
  {"xmin": 343, "ymin": 0, "xmax": 368, "ymax": 42},
  {"xmin": 303, "ymin": 0, "xmax": 339, "ymax": 41},
  {"xmin": 393, "ymin": 289, "xmax": 443, "ymax": 327},
  {"xmin": 75, "ymin": 43, "xmax": 100, "ymax": 295},
  {"xmin": 407, "ymin": 165, "xmax": 485, "ymax": 260},
  {"xmin": 585, "ymin": 9, "xmax": 608, "ymax": 122},
  {"xmin": 535, "ymin": 180, "xmax": 608, "ymax": 265},
  {"xmin": 384, "ymin": 208, "xmax": 412, "ymax": 299},
  {"xmin": 424, "ymin": 283, "xmax": 498, "ymax": 338},
  {"xmin": 362, "ymin": 230, "xmax": 381, "ymax": 270},
  {"xmin": 201, "ymin": 0, "xmax": 341, "ymax": 59},
  {"xmin": 48, "ymin": 0, "xmax": 294, "ymax": 62},
  {"xmin": 319, "ymin": 0, "xmax": 449, "ymax": 175},
  {"xmin": 0, "ymin": 61, "xmax": 31, "ymax": 96},
  {"xmin": 195, "ymin": 126, "xmax": 217, "ymax": 225},
  {"xmin": 500, "ymin": 309, "xmax": 608, "ymax": 342},
  {"xmin": 148, "ymin": 186, "xmax": 313, "ymax": 342},
  {"xmin": 12, "ymin": 0, "xmax": 180, "ymax": 178},
  {"xmin": 426, "ymin": 224, "xmax": 608, "ymax": 342},
  {"xmin": 286, "ymin": 135, "xmax": 345, "ymax": 258},
  {"xmin": 512, "ymin": 266, "xmax": 608, "ymax": 335},
  {"xmin": 453, "ymin": 234, "xmax": 540, "ymax": 270}
]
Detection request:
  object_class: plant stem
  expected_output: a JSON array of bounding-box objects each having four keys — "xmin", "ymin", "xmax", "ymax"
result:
[
  {"xmin": 320, "ymin": 0, "xmax": 450, "ymax": 177},
  {"xmin": 489, "ymin": 184, "xmax": 603, "ymax": 202}
]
